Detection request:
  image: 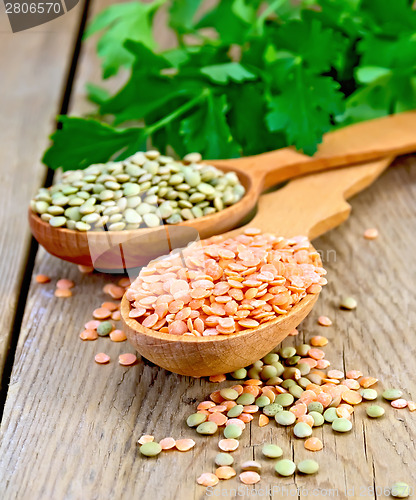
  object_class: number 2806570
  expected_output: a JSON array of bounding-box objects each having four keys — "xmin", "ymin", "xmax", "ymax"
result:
[{"xmin": 5, "ymin": 2, "xmax": 62, "ymax": 14}]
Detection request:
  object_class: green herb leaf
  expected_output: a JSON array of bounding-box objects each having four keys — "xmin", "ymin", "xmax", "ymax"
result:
[
  {"xmin": 43, "ymin": 117, "xmax": 146, "ymax": 171},
  {"xmin": 169, "ymin": 0, "xmax": 203, "ymax": 34},
  {"xmin": 266, "ymin": 69, "xmax": 344, "ymax": 155},
  {"xmin": 200, "ymin": 62, "xmax": 257, "ymax": 84},
  {"xmin": 85, "ymin": 83, "xmax": 111, "ymax": 106},
  {"xmin": 84, "ymin": 0, "xmax": 166, "ymax": 78},
  {"xmin": 180, "ymin": 93, "xmax": 241, "ymax": 158}
]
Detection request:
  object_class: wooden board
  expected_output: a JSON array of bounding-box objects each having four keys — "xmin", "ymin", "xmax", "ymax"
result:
[
  {"xmin": 0, "ymin": 3, "xmax": 85, "ymax": 386},
  {"xmin": 0, "ymin": 159, "xmax": 414, "ymax": 500}
]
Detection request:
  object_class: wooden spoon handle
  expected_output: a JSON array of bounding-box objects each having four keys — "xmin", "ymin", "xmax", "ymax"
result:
[
  {"xmin": 227, "ymin": 157, "xmax": 393, "ymax": 240},
  {"xmin": 211, "ymin": 111, "xmax": 416, "ymax": 190}
]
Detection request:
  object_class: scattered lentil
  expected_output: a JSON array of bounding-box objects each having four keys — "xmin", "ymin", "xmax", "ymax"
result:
[
  {"xmin": 332, "ymin": 418, "xmax": 352, "ymax": 432},
  {"xmin": 36, "ymin": 274, "xmax": 50, "ymax": 284},
  {"xmin": 175, "ymin": 439, "xmax": 195, "ymax": 451},
  {"xmin": 215, "ymin": 453, "xmax": 234, "ymax": 467},
  {"xmin": 304, "ymin": 437, "xmax": 323, "ymax": 451},
  {"xmin": 118, "ymin": 353, "xmax": 137, "ymax": 366},
  {"xmin": 197, "ymin": 473, "xmax": 219, "ymax": 487},
  {"xmin": 297, "ymin": 459, "xmax": 319, "ymax": 474},
  {"xmin": 391, "ymin": 399, "xmax": 408, "ymax": 409},
  {"xmin": 363, "ymin": 228, "xmax": 379, "ymax": 239},
  {"xmin": 94, "ymin": 353, "xmax": 110, "ymax": 364},
  {"xmin": 140, "ymin": 441, "xmax": 162, "ymax": 457},
  {"xmin": 366, "ymin": 405, "xmax": 385, "ymax": 418},
  {"xmin": 382, "ymin": 389, "xmax": 403, "ymax": 401},
  {"xmin": 275, "ymin": 459, "xmax": 296, "ymax": 477},
  {"xmin": 218, "ymin": 439, "xmax": 239, "ymax": 452},
  {"xmin": 391, "ymin": 482, "xmax": 411, "ymax": 498},
  {"xmin": 317, "ymin": 316, "xmax": 332, "ymax": 326},
  {"xmin": 159, "ymin": 437, "xmax": 176, "ymax": 450},
  {"xmin": 54, "ymin": 289, "xmax": 72, "ymax": 298},
  {"xmin": 262, "ymin": 443, "xmax": 283, "ymax": 459},
  {"xmin": 239, "ymin": 471, "xmax": 261, "ymax": 485},
  {"xmin": 138, "ymin": 435, "xmax": 154, "ymax": 445},
  {"xmin": 340, "ymin": 297, "xmax": 357, "ymax": 310},
  {"xmin": 216, "ymin": 466, "xmax": 236, "ymax": 480}
]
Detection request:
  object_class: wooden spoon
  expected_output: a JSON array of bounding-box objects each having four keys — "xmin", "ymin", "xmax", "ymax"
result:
[
  {"xmin": 29, "ymin": 112, "xmax": 416, "ymax": 270},
  {"xmin": 120, "ymin": 157, "xmax": 393, "ymax": 376}
]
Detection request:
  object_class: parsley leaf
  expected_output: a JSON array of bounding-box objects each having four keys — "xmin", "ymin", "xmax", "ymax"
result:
[
  {"xmin": 84, "ymin": 0, "xmax": 165, "ymax": 78},
  {"xmin": 43, "ymin": 117, "xmax": 145, "ymax": 171},
  {"xmin": 266, "ymin": 68, "xmax": 344, "ymax": 154},
  {"xmin": 200, "ymin": 62, "xmax": 257, "ymax": 84},
  {"xmin": 180, "ymin": 93, "xmax": 241, "ymax": 159}
]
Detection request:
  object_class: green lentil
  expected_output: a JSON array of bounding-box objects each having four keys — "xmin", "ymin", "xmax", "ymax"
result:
[
  {"xmin": 294, "ymin": 422, "xmax": 313, "ymax": 438},
  {"xmin": 279, "ymin": 346, "xmax": 297, "ymax": 358},
  {"xmin": 260, "ymin": 365, "xmax": 278, "ymax": 380},
  {"xmin": 231, "ymin": 368, "xmax": 247, "ymax": 379},
  {"xmin": 332, "ymin": 418, "xmax": 352, "ymax": 432},
  {"xmin": 227, "ymin": 405, "xmax": 244, "ymax": 418},
  {"xmin": 196, "ymin": 421, "xmax": 218, "ymax": 435},
  {"xmin": 262, "ymin": 443, "xmax": 283, "ymax": 459},
  {"xmin": 275, "ymin": 459, "xmax": 296, "ymax": 476},
  {"xmin": 262, "ymin": 353, "xmax": 279, "ymax": 364},
  {"xmin": 275, "ymin": 411, "xmax": 296, "ymax": 426},
  {"xmin": 391, "ymin": 482, "xmax": 411, "ymax": 498},
  {"xmin": 340, "ymin": 296, "xmax": 357, "ymax": 310},
  {"xmin": 215, "ymin": 453, "xmax": 234, "ymax": 467},
  {"xmin": 298, "ymin": 363, "xmax": 311, "ymax": 376},
  {"xmin": 366, "ymin": 405, "xmax": 385, "ymax": 418},
  {"xmin": 296, "ymin": 344, "xmax": 311, "ymax": 357},
  {"xmin": 255, "ymin": 395, "xmax": 271, "ymax": 408},
  {"xmin": 263, "ymin": 403, "xmax": 283, "ymax": 417},
  {"xmin": 281, "ymin": 379, "xmax": 296, "ymax": 389},
  {"xmin": 297, "ymin": 459, "xmax": 319, "ymax": 474},
  {"xmin": 309, "ymin": 411, "xmax": 325, "ymax": 426},
  {"xmin": 31, "ymin": 151, "xmax": 245, "ymax": 231},
  {"xmin": 275, "ymin": 393, "xmax": 295, "ymax": 407},
  {"xmin": 140, "ymin": 442, "xmax": 162, "ymax": 457},
  {"xmin": 223, "ymin": 424, "xmax": 242, "ymax": 439},
  {"xmin": 187, "ymin": 413, "xmax": 207, "ymax": 427},
  {"xmin": 308, "ymin": 402, "xmax": 324, "ymax": 414},
  {"xmin": 360, "ymin": 388, "xmax": 378, "ymax": 400},
  {"xmin": 220, "ymin": 388, "xmax": 239, "ymax": 401},
  {"xmin": 323, "ymin": 408, "xmax": 339, "ymax": 423},
  {"xmin": 382, "ymin": 389, "xmax": 403, "ymax": 401},
  {"xmin": 237, "ymin": 393, "xmax": 255, "ymax": 405},
  {"xmin": 97, "ymin": 321, "xmax": 113, "ymax": 336},
  {"xmin": 289, "ymin": 384, "xmax": 304, "ymax": 399}
]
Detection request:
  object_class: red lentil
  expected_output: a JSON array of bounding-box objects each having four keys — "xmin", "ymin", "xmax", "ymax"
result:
[
  {"xmin": 54, "ymin": 289, "xmax": 72, "ymax": 298},
  {"xmin": 391, "ymin": 399, "xmax": 408, "ymax": 409},
  {"xmin": 239, "ymin": 471, "xmax": 261, "ymax": 485},
  {"xmin": 216, "ymin": 466, "xmax": 236, "ymax": 480},
  {"xmin": 159, "ymin": 437, "xmax": 176, "ymax": 450},
  {"xmin": 363, "ymin": 228, "xmax": 379, "ymax": 239},
  {"xmin": 310, "ymin": 336, "xmax": 328, "ymax": 346},
  {"xmin": 94, "ymin": 353, "xmax": 110, "ymax": 364},
  {"xmin": 304, "ymin": 437, "xmax": 323, "ymax": 451},
  {"xmin": 56, "ymin": 279, "xmax": 75, "ymax": 290},
  {"xmin": 118, "ymin": 353, "xmax": 137, "ymax": 366},
  {"xmin": 197, "ymin": 473, "xmax": 219, "ymax": 487},
  {"xmin": 175, "ymin": 439, "xmax": 195, "ymax": 451},
  {"xmin": 80, "ymin": 329, "xmax": 98, "ymax": 341},
  {"xmin": 138, "ymin": 435, "xmax": 154, "ymax": 444},
  {"xmin": 109, "ymin": 330, "xmax": 127, "ymax": 342},
  {"xmin": 36, "ymin": 274, "xmax": 50, "ymax": 284},
  {"xmin": 126, "ymin": 231, "xmax": 326, "ymax": 336},
  {"xmin": 317, "ymin": 315, "xmax": 332, "ymax": 326}
]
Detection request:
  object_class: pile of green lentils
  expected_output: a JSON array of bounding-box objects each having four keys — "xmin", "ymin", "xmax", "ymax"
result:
[{"xmin": 31, "ymin": 151, "xmax": 245, "ymax": 231}]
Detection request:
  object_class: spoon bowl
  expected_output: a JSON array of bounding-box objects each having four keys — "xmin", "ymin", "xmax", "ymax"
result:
[
  {"xmin": 120, "ymin": 158, "xmax": 393, "ymax": 376},
  {"xmin": 121, "ymin": 290, "xmax": 319, "ymax": 376},
  {"xmin": 29, "ymin": 113, "xmax": 416, "ymax": 270}
]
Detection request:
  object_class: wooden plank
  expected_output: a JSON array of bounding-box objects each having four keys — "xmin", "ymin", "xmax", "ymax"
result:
[
  {"xmin": 0, "ymin": 158, "xmax": 414, "ymax": 499},
  {"xmin": 0, "ymin": 3, "xmax": 85, "ymax": 384}
]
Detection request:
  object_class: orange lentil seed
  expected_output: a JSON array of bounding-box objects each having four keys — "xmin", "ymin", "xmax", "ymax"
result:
[
  {"xmin": 259, "ymin": 414, "xmax": 269, "ymax": 427},
  {"xmin": 304, "ymin": 437, "xmax": 323, "ymax": 452},
  {"xmin": 56, "ymin": 279, "xmax": 75, "ymax": 289},
  {"xmin": 407, "ymin": 401, "xmax": 416, "ymax": 411},
  {"xmin": 118, "ymin": 353, "xmax": 137, "ymax": 366},
  {"xmin": 138, "ymin": 435, "xmax": 154, "ymax": 445},
  {"xmin": 342, "ymin": 390, "xmax": 362, "ymax": 405},
  {"xmin": 391, "ymin": 399, "xmax": 408, "ymax": 409},
  {"xmin": 109, "ymin": 329, "xmax": 127, "ymax": 342},
  {"xmin": 175, "ymin": 439, "xmax": 196, "ymax": 451},
  {"xmin": 317, "ymin": 315, "xmax": 332, "ymax": 326},
  {"xmin": 197, "ymin": 473, "xmax": 219, "ymax": 487},
  {"xmin": 93, "ymin": 308, "xmax": 112, "ymax": 320},
  {"xmin": 239, "ymin": 471, "xmax": 261, "ymax": 485},
  {"xmin": 310, "ymin": 336, "xmax": 328, "ymax": 346},
  {"xmin": 94, "ymin": 353, "xmax": 110, "ymax": 364},
  {"xmin": 360, "ymin": 377, "xmax": 378, "ymax": 388},
  {"xmin": 80, "ymin": 329, "xmax": 98, "ymax": 341},
  {"xmin": 218, "ymin": 439, "xmax": 239, "ymax": 452},
  {"xmin": 216, "ymin": 466, "xmax": 236, "ymax": 480},
  {"xmin": 54, "ymin": 289, "xmax": 72, "ymax": 298},
  {"xmin": 346, "ymin": 370, "xmax": 363, "ymax": 379},
  {"xmin": 209, "ymin": 374, "xmax": 227, "ymax": 383},
  {"xmin": 159, "ymin": 437, "xmax": 176, "ymax": 450},
  {"xmin": 101, "ymin": 301, "xmax": 119, "ymax": 312},
  {"xmin": 36, "ymin": 274, "xmax": 51, "ymax": 284},
  {"xmin": 363, "ymin": 228, "xmax": 379, "ymax": 239}
]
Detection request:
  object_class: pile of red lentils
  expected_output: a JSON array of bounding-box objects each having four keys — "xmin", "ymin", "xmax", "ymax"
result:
[{"xmin": 126, "ymin": 230, "xmax": 327, "ymax": 336}]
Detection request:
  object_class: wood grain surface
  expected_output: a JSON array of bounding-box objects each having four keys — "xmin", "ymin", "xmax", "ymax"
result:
[
  {"xmin": 0, "ymin": 159, "xmax": 414, "ymax": 500},
  {"xmin": 0, "ymin": 0, "xmax": 415, "ymax": 498},
  {"xmin": 0, "ymin": 3, "xmax": 85, "ymax": 385}
]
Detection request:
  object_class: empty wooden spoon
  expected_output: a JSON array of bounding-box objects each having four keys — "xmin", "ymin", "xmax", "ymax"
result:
[
  {"xmin": 29, "ymin": 112, "xmax": 416, "ymax": 270},
  {"xmin": 120, "ymin": 157, "xmax": 393, "ymax": 376}
]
